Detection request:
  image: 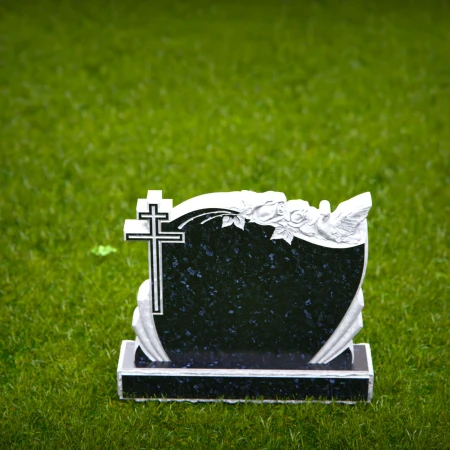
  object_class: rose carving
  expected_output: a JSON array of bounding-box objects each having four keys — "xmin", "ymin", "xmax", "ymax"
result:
[
  {"xmin": 253, "ymin": 201, "xmax": 286, "ymax": 224},
  {"xmin": 181, "ymin": 190, "xmax": 370, "ymax": 247},
  {"xmin": 290, "ymin": 210, "xmax": 307, "ymax": 224}
]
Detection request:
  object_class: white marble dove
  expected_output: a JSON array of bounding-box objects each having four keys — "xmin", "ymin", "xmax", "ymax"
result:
[{"xmin": 317, "ymin": 192, "xmax": 372, "ymax": 244}]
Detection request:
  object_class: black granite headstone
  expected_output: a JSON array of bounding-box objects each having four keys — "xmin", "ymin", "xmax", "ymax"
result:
[{"xmin": 118, "ymin": 190, "xmax": 374, "ymax": 403}]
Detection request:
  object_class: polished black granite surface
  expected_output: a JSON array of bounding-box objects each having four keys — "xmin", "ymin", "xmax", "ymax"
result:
[
  {"xmin": 135, "ymin": 209, "xmax": 365, "ymax": 369},
  {"xmin": 135, "ymin": 346, "xmax": 353, "ymax": 370},
  {"xmin": 122, "ymin": 375, "xmax": 369, "ymax": 401}
]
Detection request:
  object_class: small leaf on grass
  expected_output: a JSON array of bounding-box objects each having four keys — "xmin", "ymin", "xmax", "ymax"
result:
[{"xmin": 91, "ymin": 245, "xmax": 118, "ymax": 256}]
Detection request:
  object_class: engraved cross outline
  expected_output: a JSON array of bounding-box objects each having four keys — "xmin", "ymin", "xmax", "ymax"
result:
[{"xmin": 125, "ymin": 203, "xmax": 185, "ymax": 315}]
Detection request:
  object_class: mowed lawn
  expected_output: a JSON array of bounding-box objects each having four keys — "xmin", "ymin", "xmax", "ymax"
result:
[{"xmin": 0, "ymin": 0, "xmax": 449, "ymax": 448}]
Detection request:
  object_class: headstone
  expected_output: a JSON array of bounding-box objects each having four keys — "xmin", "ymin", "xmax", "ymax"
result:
[{"xmin": 117, "ymin": 190, "xmax": 374, "ymax": 403}]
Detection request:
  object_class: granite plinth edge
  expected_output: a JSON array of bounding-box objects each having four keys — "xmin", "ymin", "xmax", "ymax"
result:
[{"xmin": 117, "ymin": 340, "xmax": 373, "ymax": 404}]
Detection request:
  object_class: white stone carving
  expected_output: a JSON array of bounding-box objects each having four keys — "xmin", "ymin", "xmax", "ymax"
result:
[
  {"xmin": 132, "ymin": 280, "xmax": 169, "ymax": 362},
  {"xmin": 309, "ymin": 219, "xmax": 369, "ymax": 364},
  {"xmin": 124, "ymin": 190, "xmax": 371, "ymax": 365},
  {"xmin": 181, "ymin": 191, "xmax": 372, "ymax": 246}
]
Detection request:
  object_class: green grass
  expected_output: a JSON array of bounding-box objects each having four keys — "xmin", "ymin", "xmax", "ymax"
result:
[{"xmin": 1, "ymin": 0, "xmax": 449, "ymax": 448}]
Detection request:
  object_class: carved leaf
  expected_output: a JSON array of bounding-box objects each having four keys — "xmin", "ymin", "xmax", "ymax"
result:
[
  {"xmin": 283, "ymin": 231, "xmax": 294, "ymax": 244},
  {"xmin": 271, "ymin": 227, "xmax": 287, "ymax": 240},
  {"xmin": 233, "ymin": 215, "xmax": 246, "ymax": 230},
  {"xmin": 271, "ymin": 227, "xmax": 294, "ymax": 245},
  {"xmin": 222, "ymin": 216, "xmax": 233, "ymax": 228}
]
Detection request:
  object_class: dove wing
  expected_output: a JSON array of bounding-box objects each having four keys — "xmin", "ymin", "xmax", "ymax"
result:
[{"xmin": 331, "ymin": 192, "xmax": 372, "ymax": 235}]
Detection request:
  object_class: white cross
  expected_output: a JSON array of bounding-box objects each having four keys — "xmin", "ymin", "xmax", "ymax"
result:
[{"xmin": 124, "ymin": 196, "xmax": 185, "ymax": 314}]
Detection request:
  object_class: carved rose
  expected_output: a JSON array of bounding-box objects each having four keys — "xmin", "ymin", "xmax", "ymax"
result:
[
  {"xmin": 287, "ymin": 200, "xmax": 311, "ymax": 224},
  {"xmin": 187, "ymin": 190, "xmax": 370, "ymax": 247},
  {"xmin": 253, "ymin": 201, "xmax": 285, "ymax": 223},
  {"xmin": 290, "ymin": 210, "xmax": 307, "ymax": 223}
]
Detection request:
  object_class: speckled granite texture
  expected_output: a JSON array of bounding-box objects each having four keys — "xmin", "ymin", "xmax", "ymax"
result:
[
  {"xmin": 121, "ymin": 374, "xmax": 369, "ymax": 401},
  {"xmin": 135, "ymin": 209, "xmax": 365, "ymax": 370}
]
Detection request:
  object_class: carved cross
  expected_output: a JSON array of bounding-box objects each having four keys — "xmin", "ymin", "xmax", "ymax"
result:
[{"xmin": 124, "ymin": 202, "xmax": 185, "ymax": 314}]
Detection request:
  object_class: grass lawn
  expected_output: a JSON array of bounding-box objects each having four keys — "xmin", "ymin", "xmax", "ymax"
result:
[{"xmin": 1, "ymin": 0, "xmax": 449, "ymax": 448}]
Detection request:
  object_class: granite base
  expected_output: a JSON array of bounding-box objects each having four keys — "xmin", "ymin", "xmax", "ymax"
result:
[{"xmin": 117, "ymin": 340, "xmax": 373, "ymax": 403}]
